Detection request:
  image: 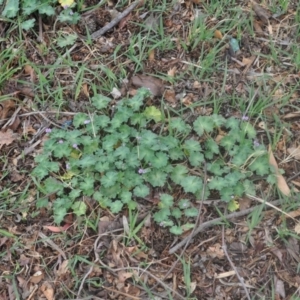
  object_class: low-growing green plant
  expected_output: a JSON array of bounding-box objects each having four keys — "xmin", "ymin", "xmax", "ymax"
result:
[
  {"xmin": 32, "ymin": 88, "xmax": 275, "ymax": 234},
  {"xmin": 1, "ymin": 0, "xmax": 80, "ymax": 30},
  {"xmin": 179, "ymin": 255, "xmax": 194, "ymax": 299}
]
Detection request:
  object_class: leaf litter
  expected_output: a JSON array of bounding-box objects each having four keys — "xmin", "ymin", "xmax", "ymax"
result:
[{"xmin": 0, "ymin": 0, "xmax": 300, "ymax": 299}]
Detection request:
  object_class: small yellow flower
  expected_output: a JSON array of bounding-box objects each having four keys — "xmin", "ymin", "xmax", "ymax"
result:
[{"xmin": 58, "ymin": 0, "xmax": 75, "ymax": 8}]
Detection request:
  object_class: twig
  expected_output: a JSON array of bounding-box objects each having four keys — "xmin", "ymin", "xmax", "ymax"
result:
[
  {"xmin": 38, "ymin": 15, "xmax": 43, "ymax": 43},
  {"xmin": 26, "ymin": 284, "xmax": 38, "ymax": 300},
  {"xmin": 16, "ymin": 140, "xmax": 41, "ymax": 158},
  {"xmin": 28, "ymin": 126, "xmax": 48, "ymax": 144},
  {"xmin": 62, "ymin": 297, "xmax": 105, "ymax": 300},
  {"xmin": 222, "ymin": 225, "xmax": 251, "ymax": 300},
  {"xmin": 101, "ymin": 286, "xmax": 141, "ymax": 300},
  {"xmin": 18, "ymin": 111, "xmax": 77, "ymax": 117},
  {"xmin": 105, "ymin": 266, "xmax": 185, "ymax": 300},
  {"xmin": 77, "ymin": 229, "xmax": 185, "ymax": 300},
  {"xmin": 287, "ymin": 171, "xmax": 300, "ymax": 182},
  {"xmin": 89, "ymin": 1, "xmax": 142, "ymax": 40},
  {"xmin": 169, "ymin": 199, "xmax": 282, "ymax": 254},
  {"xmin": 2, "ymin": 104, "xmax": 22, "ymax": 129},
  {"xmin": 247, "ymin": 194, "xmax": 299, "ymax": 222},
  {"xmin": 37, "ymin": 112, "xmax": 64, "ymax": 129},
  {"xmin": 76, "ymin": 229, "xmax": 122, "ymax": 298},
  {"xmin": 38, "ymin": 232, "xmax": 67, "ymax": 260},
  {"xmin": 218, "ymin": 278, "xmax": 255, "ymax": 288},
  {"xmin": 76, "ymin": 265, "xmax": 94, "ymax": 298}
]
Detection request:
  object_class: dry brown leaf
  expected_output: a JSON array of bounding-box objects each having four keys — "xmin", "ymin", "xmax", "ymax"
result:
[
  {"xmin": 131, "ymin": 74, "xmax": 164, "ymax": 97},
  {"xmin": 231, "ymin": 57, "xmax": 245, "ymax": 67},
  {"xmin": 283, "ymin": 111, "xmax": 300, "ymax": 119},
  {"xmin": 253, "ymin": 20, "xmax": 263, "ymax": 34},
  {"xmin": 242, "ymin": 56, "xmax": 255, "ymax": 67},
  {"xmin": 214, "ymin": 134, "xmax": 224, "ymax": 143},
  {"xmin": 287, "ymin": 147, "xmax": 300, "ymax": 160},
  {"xmin": 182, "ymin": 93, "xmax": 195, "ymax": 106},
  {"xmin": 9, "ymin": 116, "xmax": 20, "ymax": 131},
  {"xmin": 40, "ymin": 281, "xmax": 54, "ymax": 300},
  {"xmin": 291, "ymin": 180, "xmax": 300, "ymax": 189},
  {"xmin": 0, "ymin": 130, "xmax": 18, "ymax": 149},
  {"xmin": 118, "ymin": 12, "xmax": 132, "ymax": 30},
  {"xmin": 271, "ymin": 247, "xmax": 283, "ymax": 262},
  {"xmin": 17, "ymin": 276, "xmax": 28, "ymax": 289},
  {"xmin": 30, "ymin": 271, "xmax": 44, "ymax": 284},
  {"xmin": 82, "ymin": 83, "xmax": 89, "ymax": 97},
  {"xmin": 122, "ymin": 215, "xmax": 129, "ymax": 235},
  {"xmin": 111, "ymin": 87, "xmax": 121, "ymax": 99},
  {"xmin": 18, "ymin": 254, "xmax": 30, "ymax": 266},
  {"xmin": 286, "ymin": 237, "xmax": 300, "ymax": 262},
  {"xmin": 273, "ymin": 88, "xmax": 284, "ymax": 100},
  {"xmin": 214, "ymin": 270, "xmax": 236, "ymax": 279},
  {"xmin": 24, "ymin": 64, "xmax": 33, "ymax": 75},
  {"xmin": 251, "ymin": 0, "xmax": 271, "ymax": 24},
  {"xmin": 271, "ymin": 73, "xmax": 288, "ymax": 83},
  {"xmin": 164, "ymin": 18, "xmax": 173, "ymax": 28},
  {"xmin": 294, "ymin": 223, "xmax": 300, "ymax": 234},
  {"xmin": 43, "ymin": 224, "xmax": 71, "ymax": 233},
  {"xmin": 285, "ymin": 208, "xmax": 300, "ymax": 219},
  {"xmin": 193, "ymin": 81, "xmax": 201, "ymax": 89},
  {"xmin": 167, "ymin": 66, "xmax": 177, "ymax": 77},
  {"xmin": 276, "ymin": 138, "xmax": 286, "ymax": 152},
  {"xmin": 258, "ymin": 121, "xmax": 266, "ymax": 130},
  {"xmin": 56, "ymin": 260, "xmax": 69, "ymax": 276},
  {"xmin": 24, "ymin": 64, "xmax": 36, "ymax": 82},
  {"xmin": 258, "ymin": 121, "xmax": 275, "ymax": 133},
  {"xmin": 274, "ymin": 276, "xmax": 285, "ymax": 298},
  {"xmin": 0, "ymin": 237, "xmax": 9, "ymax": 249},
  {"xmin": 164, "ymin": 89, "xmax": 176, "ymax": 104},
  {"xmin": 9, "ymin": 226, "xmax": 22, "ymax": 235},
  {"xmin": 118, "ymin": 271, "xmax": 133, "ymax": 283},
  {"xmin": 268, "ymin": 145, "xmax": 290, "ymax": 196},
  {"xmin": 238, "ymin": 197, "xmax": 252, "ymax": 211},
  {"xmin": 229, "ymin": 242, "xmax": 247, "ymax": 253},
  {"xmin": 10, "ymin": 171, "xmax": 24, "ymax": 182},
  {"xmin": 214, "ymin": 30, "xmax": 223, "ymax": 39},
  {"xmin": 18, "ymin": 86, "xmax": 35, "ymax": 98},
  {"xmin": 207, "ymin": 243, "xmax": 224, "ymax": 259},
  {"xmin": 109, "ymin": 240, "xmax": 124, "ymax": 268},
  {"xmin": 124, "ymin": 285, "xmax": 140, "ymax": 297},
  {"xmin": 267, "ymin": 23, "xmax": 273, "ymax": 35},
  {"xmin": 148, "ymin": 49, "xmax": 155, "ymax": 61},
  {"xmin": 235, "ymin": 82, "xmax": 245, "ymax": 93},
  {"xmin": 23, "ymin": 122, "xmax": 36, "ymax": 135},
  {"xmin": 215, "ymin": 129, "xmax": 227, "ymax": 144},
  {"xmin": 98, "ymin": 218, "xmax": 122, "ymax": 235},
  {"xmin": 0, "ymin": 100, "xmax": 15, "ymax": 119}
]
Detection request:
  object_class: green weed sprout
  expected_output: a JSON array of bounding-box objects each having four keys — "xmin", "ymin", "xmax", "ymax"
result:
[{"xmin": 1, "ymin": 0, "xmax": 80, "ymax": 30}]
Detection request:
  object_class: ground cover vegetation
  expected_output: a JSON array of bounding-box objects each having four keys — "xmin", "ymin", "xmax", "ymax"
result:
[{"xmin": 0, "ymin": 0, "xmax": 300, "ymax": 299}]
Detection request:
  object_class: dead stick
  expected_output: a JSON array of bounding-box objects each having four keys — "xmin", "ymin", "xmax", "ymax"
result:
[
  {"xmin": 38, "ymin": 232, "xmax": 67, "ymax": 260},
  {"xmin": 169, "ymin": 199, "xmax": 282, "ymax": 254},
  {"xmin": 90, "ymin": 1, "xmax": 142, "ymax": 40},
  {"xmin": 222, "ymin": 225, "xmax": 251, "ymax": 300}
]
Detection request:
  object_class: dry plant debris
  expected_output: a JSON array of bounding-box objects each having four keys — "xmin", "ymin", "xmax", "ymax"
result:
[{"xmin": 0, "ymin": 0, "xmax": 300, "ymax": 299}]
